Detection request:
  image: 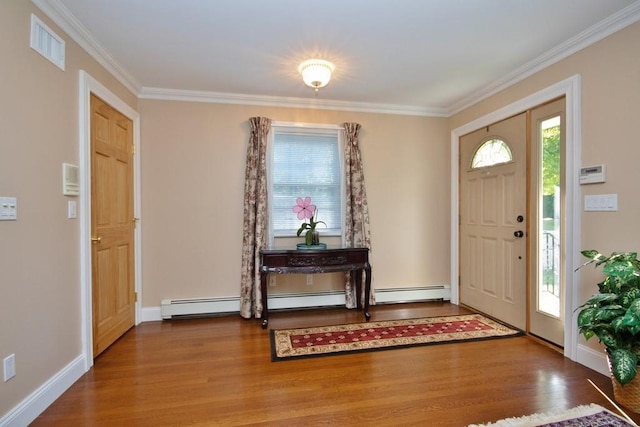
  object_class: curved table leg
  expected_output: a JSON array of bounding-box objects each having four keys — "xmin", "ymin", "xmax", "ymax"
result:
[{"xmin": 364, "ymin": 264, "xmax": 371, "ymax": 321}]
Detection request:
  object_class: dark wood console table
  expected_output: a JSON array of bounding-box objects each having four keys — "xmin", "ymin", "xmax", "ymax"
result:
[{"xmin": 259, "ymin": 248, "xmax": 371, "ymax": 329}]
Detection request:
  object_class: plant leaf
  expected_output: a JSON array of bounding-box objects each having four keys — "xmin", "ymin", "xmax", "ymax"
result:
[
  {"xmin": 596, "ymin": 328, "xmax": 620, "ymax": 349},
  {"xmin": 595, "ymin": 305, "xmax": 625, "ymax": 322},
  {"xmin": 610, "ymin": 348, "xmax": 638, "ymax": 385},
  {"xmin": 619, "ymin": 299, "xmax": 640, "ymax": 334},
  {"xmin": 581, "ymin": 250, "xmax": 602, "ymax": 260},
  {"xmin": 577, "ymin": 307, "xmax": 597, "ymax": 328},
  {"xmin": 585, "ymin": 293, "xmax": 618, "ymax": 305},
  {"xmin": 620, "ymin": 289, "xmax": 640, "ymax": 308}
]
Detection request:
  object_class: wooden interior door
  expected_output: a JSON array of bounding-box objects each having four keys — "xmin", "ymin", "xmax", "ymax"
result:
[
  {"xmin": 459, "ymin": 113, "xmax": 527, "ymax": 330},
  {"xmin": 91, "ymin": 94, "xmax": 135, "ymax": 357}
]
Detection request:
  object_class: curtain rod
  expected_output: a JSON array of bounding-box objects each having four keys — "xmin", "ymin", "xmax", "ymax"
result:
[{"xmin": 271, "ymin": 121, "xmax": 344, "ymax": 130}]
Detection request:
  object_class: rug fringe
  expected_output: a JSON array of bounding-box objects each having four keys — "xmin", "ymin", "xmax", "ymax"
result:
[{"xmin": 468, "ymin": 403, "xmax": 625, "ymax": 426}]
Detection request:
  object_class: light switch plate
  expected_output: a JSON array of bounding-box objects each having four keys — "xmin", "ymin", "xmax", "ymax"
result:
[
  {"xmin": 0, "ymin": 197, "xmax": 17, "ymax": 220},
  {"xmin": 3, "ymin": 354, "xmax": 16, "ymax": 382},
  {"xmin": 584, "ymin": 194, "xmax": 618, "ymax": 211},
  {"xmin": 68, "ymin": 200, "xmax": 77, "ymax": 219}
]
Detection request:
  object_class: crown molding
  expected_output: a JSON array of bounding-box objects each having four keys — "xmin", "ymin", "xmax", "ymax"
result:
[
  {"xmin": 31, "ymin": 0, "xmax": 141, "ymax": 95},
  {"xmin": 31, "ymin": 0, "xmax": 640, "ymax": 118},
  {"xmin": 138, "ymin": 87, "xmax": 447, "ymax": 117},
  {"xmin": 448, "ymin": 1, "xmax": 640, "ymax": 115}
]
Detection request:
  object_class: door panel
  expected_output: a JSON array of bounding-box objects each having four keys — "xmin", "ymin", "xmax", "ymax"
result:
[
  {"xmin": 460, "ymin": 113, "xmax": 527, "ymax": 330},
  {"xmin": 91, "ymin": 94, "xmax": 135, "ymax": 357}
]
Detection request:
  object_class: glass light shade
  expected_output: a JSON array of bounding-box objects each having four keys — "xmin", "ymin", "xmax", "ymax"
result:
[{"xmin": 298, "ymin": 59, "xmax": 334, "ymax": 90}]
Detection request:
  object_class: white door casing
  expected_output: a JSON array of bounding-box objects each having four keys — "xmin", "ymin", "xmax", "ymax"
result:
[
  {"xmin": 450, "ymin": 75, "xmax": 581, "ymax": 361},
  {"xmin": 79, "ymin": 71, "xmax": 142, "ymax": 370}
]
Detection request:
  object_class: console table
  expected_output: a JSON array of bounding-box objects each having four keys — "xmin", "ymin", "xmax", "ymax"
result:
[{"xmin": 259, "ymin": 247, "xmax": 371, "ymax": 329}]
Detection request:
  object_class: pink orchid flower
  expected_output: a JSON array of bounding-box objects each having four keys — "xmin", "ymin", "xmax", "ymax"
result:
[{"xmin": 292, "ymin": 196, "xmax": 316, "ymax": 220}]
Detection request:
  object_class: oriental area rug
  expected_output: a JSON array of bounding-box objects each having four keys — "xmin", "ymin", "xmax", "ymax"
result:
[
  {"xmin": 270, "ymin": 313, "xmax": 523, "ymax": 361},
  {"xmin": 468, "ymin": 403, "xmax": 636, "ymax": 426}
]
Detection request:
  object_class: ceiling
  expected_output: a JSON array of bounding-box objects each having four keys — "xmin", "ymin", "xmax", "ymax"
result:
[{"xmin": 37, "ymin": 0, "xmax": 640, "ymax": 116}]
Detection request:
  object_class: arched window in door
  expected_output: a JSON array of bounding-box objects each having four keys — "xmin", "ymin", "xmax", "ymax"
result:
[{"xmin": 470, "ymin": 138, "xmax": 513, "ymax": 168}]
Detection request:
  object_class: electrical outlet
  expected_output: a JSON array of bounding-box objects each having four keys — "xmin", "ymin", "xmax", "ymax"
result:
[
  {"xmin": 3, "ymin": 354, "xmax": 16, "ymax": 382},
  {"xmin": 269, "ymin": 276, "xmax": 276, "ymax": 287},
  {"xmin": 306, "ymin": 275, "xmax": 313, "ymax": 286}
]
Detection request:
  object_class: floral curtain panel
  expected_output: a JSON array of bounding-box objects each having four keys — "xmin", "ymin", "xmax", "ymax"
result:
[
  {"xmin": 239, "ymin": 117, "xmax": 271, "ymax": 319},
  {"xmin": 343, "ymin": 122, "xmax": 374, "ymax": 308}
]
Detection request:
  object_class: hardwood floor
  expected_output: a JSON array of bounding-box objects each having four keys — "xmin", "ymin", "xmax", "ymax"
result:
[{"xmin": 33, "ymin": 302, "xmax": 636, "ymax": 426}]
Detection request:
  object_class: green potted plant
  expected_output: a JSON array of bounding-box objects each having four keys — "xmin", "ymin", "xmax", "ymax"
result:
[{"xmin": 577, "ymin": 249, "xmax": 640, "ymax": 410}]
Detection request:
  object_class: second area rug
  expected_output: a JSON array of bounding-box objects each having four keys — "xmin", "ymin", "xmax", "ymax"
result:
[
  {"xmin": 468, "ymin": 403, "xmax": 636, "ymax": 426},
  {"xmin": 270, "ymin": 313, "xmax": 523, "ymax": 361}
]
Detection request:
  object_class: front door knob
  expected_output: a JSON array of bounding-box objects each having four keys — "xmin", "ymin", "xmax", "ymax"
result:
[{"xmin": 514, "ymin": 230, "xmax": 524, "ymax": 238}]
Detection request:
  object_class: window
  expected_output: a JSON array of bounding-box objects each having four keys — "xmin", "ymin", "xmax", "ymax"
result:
[
  {"xmin": 269, "ymin": 123, "xmax": 343, "ymax": 239},
  {"xmin": 470, "ymin": 138, "xmax": 513, "ymax": 168}
]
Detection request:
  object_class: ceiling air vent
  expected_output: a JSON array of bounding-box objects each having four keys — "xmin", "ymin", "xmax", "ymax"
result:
[{"xmin": 30, "ymin": 14, "xmax": 65, "ymax": 70}]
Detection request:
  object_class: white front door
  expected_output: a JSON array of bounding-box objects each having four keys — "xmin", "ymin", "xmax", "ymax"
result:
[{"xmin": 459, "ymin": 113, "xmax": 527, "ymax": 330}]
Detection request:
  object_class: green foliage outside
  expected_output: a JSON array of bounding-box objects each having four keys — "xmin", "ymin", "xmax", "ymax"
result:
[{"xmin": 542, "ymin": 125, "xmax": 560, "ymax": 195}]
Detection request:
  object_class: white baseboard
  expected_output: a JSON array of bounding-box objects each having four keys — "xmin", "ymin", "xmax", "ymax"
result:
[
  {"xmin": 141, "ymin": 306, "xmax": 161, "ymax": 322},
  {"xmin": 576, "ymin": 343, "xmax": 609, "ymax": 377},
  {"xmin": 149, "ymin": 285, "xmax": 452, "ymax": 321},
  {"xmin": 0, "ymin": 355, "xmax": 85, "ymax": 427}
]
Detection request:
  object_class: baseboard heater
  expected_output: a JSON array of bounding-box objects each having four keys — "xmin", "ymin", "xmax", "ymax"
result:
[
  {"xmin": 160, "ymin": 297, "xmax": 239, "ymax": 319},
  {"xmin": 160, "ymin": 285, "xmax": 451, "ymax": 319}
]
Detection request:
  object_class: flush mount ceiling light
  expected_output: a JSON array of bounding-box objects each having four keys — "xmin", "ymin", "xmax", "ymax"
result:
[{"xmin": 298, "ymin": 59, "xmax": 335, "ymax": 92}]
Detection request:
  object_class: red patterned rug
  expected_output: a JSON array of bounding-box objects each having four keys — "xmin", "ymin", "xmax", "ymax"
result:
[{"xmin": 270, "ymin": 313, "xmax": 523, "ymax": 361}]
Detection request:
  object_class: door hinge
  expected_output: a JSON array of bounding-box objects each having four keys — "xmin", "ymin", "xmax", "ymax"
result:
[
  {"xmin": 135, "ymin": 292, "xmax": 138, "ymax": 302},
  {"xmin": 132, "ymin": 217, "xmax": 140, "ymax": 228},
  {"xmin": 132, "ymin": 144, "xmax": 136, "ymax": 155}
]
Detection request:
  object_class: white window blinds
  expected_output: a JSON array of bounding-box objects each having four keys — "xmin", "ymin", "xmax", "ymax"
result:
[{"xmin": 270, "ymin": 128, "xmax": 342, "ymax": 236}]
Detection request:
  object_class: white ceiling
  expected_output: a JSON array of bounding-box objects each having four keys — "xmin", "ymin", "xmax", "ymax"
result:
[{"xmin": 37, "ymin": 0, "xmax": 640, "ymax": 116}]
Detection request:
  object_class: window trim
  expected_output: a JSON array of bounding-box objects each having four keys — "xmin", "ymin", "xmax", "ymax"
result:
[{"xmin": 267, "ymin": 121, "xmax": 345, "ymax": 246}]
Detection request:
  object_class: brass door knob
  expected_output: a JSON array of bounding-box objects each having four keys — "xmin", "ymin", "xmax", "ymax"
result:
[{"xmin": 91, "ymin": 236, "xmax": 102, "ymax": 244}]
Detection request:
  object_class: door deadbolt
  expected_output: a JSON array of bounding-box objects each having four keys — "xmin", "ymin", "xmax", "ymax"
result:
[{"xmin": 516, "ymin": 215, "xmax": 524, "ymax": 223}]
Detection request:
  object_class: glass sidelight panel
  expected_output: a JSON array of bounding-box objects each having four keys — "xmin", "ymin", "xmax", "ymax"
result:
[{"xmin": 538, "ymin": 116, "xmax": 561, "ymax": 318}]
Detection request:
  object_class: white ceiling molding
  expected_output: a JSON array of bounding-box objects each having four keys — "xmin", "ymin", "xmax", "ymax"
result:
[{"xmin": 138, "ymin": 87, "xmax": 446, "ymax": 117}]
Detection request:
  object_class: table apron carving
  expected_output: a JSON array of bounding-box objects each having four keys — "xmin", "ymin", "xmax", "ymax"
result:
[{"xmin": 259, "ymin": 248, "xmax": 372, "ymax": 329}]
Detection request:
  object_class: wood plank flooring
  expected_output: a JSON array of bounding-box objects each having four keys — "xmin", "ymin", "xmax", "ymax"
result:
[{"xmin": 33, "ymin": 302, "xmax": 637, "ymax": 426}]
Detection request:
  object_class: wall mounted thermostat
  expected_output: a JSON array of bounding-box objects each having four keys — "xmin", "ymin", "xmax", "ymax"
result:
[
  {"xmin": 63, "ymin": 163, "xmax": 79, "ymax": 196},
  {"xmin": 579, "ymin": 164, "xmax": 606, "ymax": 184}
]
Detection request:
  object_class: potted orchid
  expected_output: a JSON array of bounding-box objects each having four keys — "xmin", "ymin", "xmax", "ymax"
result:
[{"xmin": 292, "ymin": 197, "xmax": 326, "ymax": 246}]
